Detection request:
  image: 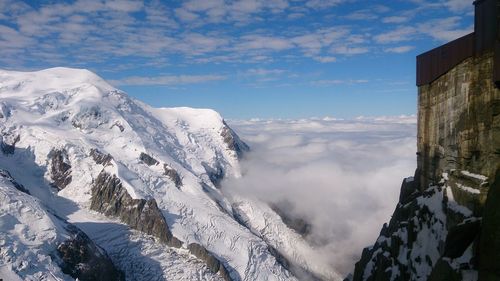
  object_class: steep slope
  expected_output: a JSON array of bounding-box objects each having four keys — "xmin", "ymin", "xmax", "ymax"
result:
[
  {"xmin": 347, "ymin": 49, "xmax": 500, "ymax": 281},
  {"xmin": 0, "ymin": 169, "xmax": 123, "ymax": 281},
  {"xmin": 0, "ymin": 67, "xmax": 336, "ymax": 280}
]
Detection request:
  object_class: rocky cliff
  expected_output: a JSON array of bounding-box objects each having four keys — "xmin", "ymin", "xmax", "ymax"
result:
[{"xmin": 349, "ymin": 50, "xmax": 500, "ymax": 281}]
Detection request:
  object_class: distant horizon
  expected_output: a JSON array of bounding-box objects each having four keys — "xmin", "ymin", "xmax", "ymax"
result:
[{"xmin": 1, "ymin": 0, "xmax": 474, "ymax": 119}]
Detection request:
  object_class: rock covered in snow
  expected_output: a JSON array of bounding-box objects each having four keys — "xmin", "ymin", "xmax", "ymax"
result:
[
  {"xmin": 349, "ymin": 175, "xmax": 482, "ymax": 281},
  {"xmin": 0, "ymin": 170, "xmax": 122, "ymax": 281},
  {"xmin": 0, "ymin": 67, "xmax": 334, "ymax": 281}
]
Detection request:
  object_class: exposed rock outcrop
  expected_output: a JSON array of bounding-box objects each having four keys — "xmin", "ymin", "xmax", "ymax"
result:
[
  {"xmin": 0, "ymin": 133, "xmax": 19, "ymax": 155},
  {"xmin": 48, "ymin": 148, "xmax": 72, "ymax": 190},
  {"xmin": 90, "ymin": 148, "xmax": 113, "ymax": 166},
  {"xmin": 90, "ymin": 171, "xmax": 181, "ymax": 248},
  {"xmin": 478, "ymin": 169, "xmax": 500, "ymax": 281},
  {"xmin": 350, "ymin": 178, "xmax": 480, "ymax": 281},
  {"xmin": 57, "ymin": 223, "xmax": 124, "ymax": 281},
  {"xmin": 187, "ymin": 243, "xmax": 234, "ymax": 281},
  {"xmin": 139, "ymin": 152, "xmax": 159, "ymax": 166},
  {"xmin": 0, "ymin": 169, "xmax": 29, "ymax": 194},
  {"xmin": 221, "ymin": 120, "xmax": 249, "ymax": 159},
  {"xmin": 202, "ymin": 162, "xmax": 225, "ymax": 188},
  {"xmin": 270, "ymin": 201, "xmax": 312, "ymax": 237},
  {"xmin": 163, "ymin": 164, "xmax": 182, "ymax": 188},
  {"xmin": 71, "ymin": 106, "xmax": 108, "ymax": 130}
]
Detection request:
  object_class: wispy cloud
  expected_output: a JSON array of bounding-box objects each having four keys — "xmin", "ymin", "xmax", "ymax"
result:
[
  {"xmin": 0, "ymin": 0, "xmax": 474, "ymax": 83},
  {"xmin": 382, "ymin": 16, "xmax": 409, "ymax": 24},
  {"xmin": 345, "ymin": 10, "xmax": 379, "ymax": 21},
  {"xmin": 245, "ymin": 68, "xmax": 286, "ymax": 76},
  {"xmin": 312, "ymin": 79, "xmax": 369, "ymax": 86},
  {"xmin": 374, "ymin": 26, "xmax": 417, "ymax": 43},
  {"xmin": 385, "ymin": 45, "xmax": 415, "ymax": 53},
  {"xmin": 444, "ymin": 0, "xmax": 474, "ymax": 13},
  {"xmin": 418, "ymin": 16, "xmax": 473, "ymax": 42},
  {"xmin": 110, "ymin": 74, "xmax": 227, "ymax": 86},
  {"xmin": 313, "ymin": 56, "xmax": 337, "ymax": 63},
  {"xmin": 331, "ymin": 45, "xmax": 369, "ymax": 55},
  {"xmin": 305, "ymin": 0, "xmax": 346, "ymax": 9}
]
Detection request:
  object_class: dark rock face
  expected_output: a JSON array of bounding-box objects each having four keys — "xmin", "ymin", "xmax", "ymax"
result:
[
  {"xmin": 163, "ymin": 164, "xmax": 182, "ymax": 188},
  {"xmin": 221, "ymin": 121, "xmax": 249, "ymax": 159},
  {"xmin": 0, "ymin": 169, "xmax": 30, "ymax": 194},
  {"xmin": 187, "ymin": 243, "xmax": 233, "ymax": 281},
  {"xmin": 443, "ymin": 220, "xmax": 480, "ymax": 259},
  {"xmin": 269, "ymin": 201, "xmax": 312, "ymax": 237},
  {"xmin": 57, "ymin": 224, "xmax": 124, "ymax": 281},
  {"xmin": 350, "ymin": 179, "xmax": 442, "ymax": 281},
  {"xmin": 139, "ymin": 152, "xmax": 159, "ymax": 166},
  {"xmin": 202, "ymin": 162, "xmax": 225, "ymax": 188},
  {"xmin": 188, "ymin": 243, "xmax": 221, "ymax": 273},
  {"xmin": 0, "ymin": 102, "xmax": 11, "ymax": 120},
  {"xmin": 71, "ymin": 106, "xmax": 108, "ymax": 130},
  {"xmin": 350, "ymin": 177, "xmax": 482, "ymax": 281},
  {"xmin": 90, "ymin": 148, "xmax": 113, "ymax": 166},
  {"xmin": 0, "ymin": 134, "xmax": 19, "ymax": 155},
  {"xmin": 479, "ymin": 169, "xmax": 500, "ymax": 281},
  {"xmin": 427, "ymin": 259, "xmax": 461, "ymax": 281},
  {"xmin": 267, "ymin": 244, "xmax": 324, "ymax": 281},
  {"xmin": 90, "ymin": 171, "xmax": 239, "ymax": 280},
  {"xmin": 90, "ymin": 171, "xmax": 181, "ymax": 248},
  {"xmin": 49, "ymin": 148, "xmax": 72, "ymax": 190},
  {"xmin": 110, "ymin": 121, "xmax": 125, "ymax": 132}
]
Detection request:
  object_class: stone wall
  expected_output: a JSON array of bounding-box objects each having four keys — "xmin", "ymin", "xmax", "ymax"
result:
[{"xmin": 417, "ymin": 51, "xmax": 500, "ymax": 209}]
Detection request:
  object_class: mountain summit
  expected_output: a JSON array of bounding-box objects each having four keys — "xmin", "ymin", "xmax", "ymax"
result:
[{"xmin": 0, "ymin": 67, "xmax": 338, "ymax": 281}]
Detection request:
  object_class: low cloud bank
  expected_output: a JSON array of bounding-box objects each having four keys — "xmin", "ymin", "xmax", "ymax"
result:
[{"xmin": 224, "ymin": 116, "xmax": 417, "ymax": 276}]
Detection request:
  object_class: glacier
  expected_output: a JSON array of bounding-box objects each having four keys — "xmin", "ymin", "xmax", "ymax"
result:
[{"xmin": 0, "ymin": 67, "xmax": 339, "ymax": 281}]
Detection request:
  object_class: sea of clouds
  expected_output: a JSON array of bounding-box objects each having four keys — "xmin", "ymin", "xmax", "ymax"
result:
[{"xmin": 224, "ymin": 116, "xmax": 417, "ymax": 277}]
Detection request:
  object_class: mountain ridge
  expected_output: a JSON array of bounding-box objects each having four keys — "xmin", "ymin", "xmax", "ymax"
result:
[{"xmin": 0, "ymin": 67, "xmax": 339, "ymax": 281}]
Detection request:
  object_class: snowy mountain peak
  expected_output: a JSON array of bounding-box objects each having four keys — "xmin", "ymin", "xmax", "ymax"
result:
[
  {"xmin": 0, "ymin": 67, "xmax": 340, "ymax": 281},
  {"xmin": 0, "ymin": 67, "xmax": 115, "ymax": 98}
]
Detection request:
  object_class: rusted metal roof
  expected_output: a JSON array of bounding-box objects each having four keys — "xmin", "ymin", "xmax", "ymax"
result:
[
  {"xmin": 416, "ymin": 0, "xmax": 500, "ymax": 87},
  {"xmin": 416, "ymin": 33, "xmax": 475, "ymax": 86}
]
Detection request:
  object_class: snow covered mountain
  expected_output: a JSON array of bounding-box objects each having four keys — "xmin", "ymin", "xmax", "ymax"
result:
[{"xmin": 0, "ymin": 67, "xmax": 340, "ymax": 281}]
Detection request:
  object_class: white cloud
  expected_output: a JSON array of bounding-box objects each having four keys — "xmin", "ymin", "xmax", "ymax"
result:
[
  {"xmin": 305, "ymin": 0, "xmax": 345, "ymax": 9},
  {"xmin": 382, "ymin": 16, "xmax": 409, "ymax": 24},
  {"xmin": 223, "ymin": 117, "xmax": 417, "ymax": 275},
  {"xmin": 238, "ymin": 34, "xmax": 293, "ymax": 51},
  {"xmin": 345, "ymin": 10, "xmax": 378, "ymax": 21},
  {"xmin": 385, "ymin": 45, "xmax": 415, "ymax": 53},
  {"xmin": 373, "ymin": 26, "xmax": 417, "ymax": 43},
  {"xmin": 418, "ymin": 16, "xmax": 473, "ymax": 42},
  {"xmin": 312, "ymin": 79, "xmax": 369, "ymax": 85},
  {"xmin": 245, "ymin": 68, "xmax": 286, "ymax": 76},
  {"xmin": 287, "ymin": 12, "xmax": 305, "ymax": 20},
  {"xmin": 110, "ymin": 74, "xmax": 227, "ymax": 86},
  {"xmin": 313, "ymin": 56, "xmax": 337, "ymax": 63},
  {"xmin": 0, "ymin": 0, "xmax": 475, "ymax": 70},
  {"xmin": 105, "ymin": 0, "xmax": 143, "ymax": 12},
  {"xmin": 175, "ymin": 8, "xmax": 199, "ymax": 21},
  {"xmin": 330, "ymin": 45, "xmax": 369, "ymax": 55},
  {"xmin": 444, "ymin": 0, "xmax": 473, "ymax": 13}
]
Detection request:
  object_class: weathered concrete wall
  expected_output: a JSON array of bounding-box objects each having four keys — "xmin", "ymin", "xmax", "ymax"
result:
[{"xmin": 417, "ymin": 51, "xmax": 500, "ymax": 210}]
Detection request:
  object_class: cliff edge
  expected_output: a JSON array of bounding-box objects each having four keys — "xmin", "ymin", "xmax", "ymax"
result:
[{"xmin": 348, "ymin": 1, "xmax": 500, "ymax": 280}]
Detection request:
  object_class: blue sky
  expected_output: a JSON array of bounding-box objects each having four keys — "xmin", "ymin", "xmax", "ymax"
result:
[{"xmin": 1, "ymin": 0, "xmax": 474, "ymax": 119}]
